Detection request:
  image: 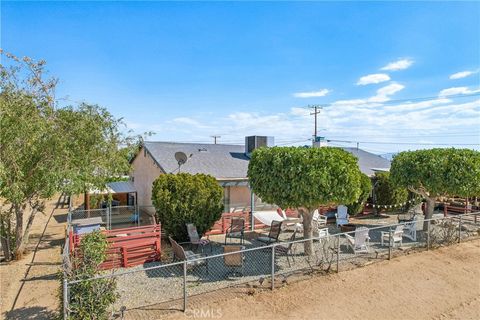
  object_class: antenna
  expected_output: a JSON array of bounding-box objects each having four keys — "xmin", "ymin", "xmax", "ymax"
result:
[{"xmin": 174, "ymin": 151, "xmax": 188, "ymax": 173}]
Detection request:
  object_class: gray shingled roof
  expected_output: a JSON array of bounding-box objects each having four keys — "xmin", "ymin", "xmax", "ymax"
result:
[
  {"xmin": 340, "ymin": 147, "xmax": 391, "ymax": 176},
  {"xmin": 144, "ymin": 141, "xmax": 249, "ymax": 180},
  {"xmin": 143, "ymin": 142, "xmax": 390, "ymax": 179}
]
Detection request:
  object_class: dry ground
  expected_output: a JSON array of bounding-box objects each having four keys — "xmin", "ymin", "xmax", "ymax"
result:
[
  {"xmin": 130, "ymin": 240, "xmax": 480, "ymax": 320},
  {"xmin": 0, "ymin": 197, "xmax": 68, "ymax": 319}
]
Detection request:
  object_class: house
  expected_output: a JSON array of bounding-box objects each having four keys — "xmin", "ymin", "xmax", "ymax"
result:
[{"xmin": 130, "ymin": 136, "xmax": 391, "ymax": 214}]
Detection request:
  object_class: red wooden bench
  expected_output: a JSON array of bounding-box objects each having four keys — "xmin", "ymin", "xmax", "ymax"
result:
[{"xmin": 70, "ymin": 224, "xmax": 161, "ymax": 269}]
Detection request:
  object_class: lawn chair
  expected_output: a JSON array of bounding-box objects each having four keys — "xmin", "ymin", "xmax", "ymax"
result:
[
  {"xmin": 186, "ymin": 223, "xmax": 211, "ymax": 253},
  {"xmin": 222, "ymin": 245, "xmax": 245, "ymax": 277},
  {"xmin": 297, "ymin": 210, "xmax": 328, "ymax": 234},
  {"xmin": 169, "ymin": 237, "xmax": 208, "ymax": 274},
  {"xmin": 275, "ymin": 230, "xmax": 297, "ymax": 267},
  {"xmin": 257, "ymin": 220, "xmax": 283, "ymax": 244},
  {"xmin": 277, "ymin": 208, "xmax": 301, "ymax": 231},
  {"xmin": 335, "ymin": 205, "xmax": 349, "ymax": 227},
  {"xmin": 225, "ymin": 217, "xmax": 245, "ymax": 245},
  {"xmin": 345, "ymin": 227, "xmax": 370, "ymax": 254},
  {"xmin": 381, "ymin": 225, "xmax": 404, "ymax": 247},
  {"xmin": 403, "ymin": 218, "xmax": 418, "ymax": 241}
]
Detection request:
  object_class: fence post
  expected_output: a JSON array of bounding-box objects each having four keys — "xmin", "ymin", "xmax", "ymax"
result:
[
  {"xmin": 336, "ymin": 235, "xmax": 340, "ymax": 273},
  {"xmin": 458, "ymin": 215, "xmax": 462, "ymax": 243},
  {"xmin": 388, "ymin": 228, "xmax": 392, "ymax": 260},
  {"xmin": 63, "ymin": 278, "xmax": 68, "ymax": 320},
  {"xmin": 271, "ymin": 244, "xmax": 276, "ymax": 290},
  {"xmin": 183, "ymin": 261, "xmax": 187, "ymax": 312},
  {"xmin": 427, "ymin": 219, "xmax": 430, "ymax": 250}
]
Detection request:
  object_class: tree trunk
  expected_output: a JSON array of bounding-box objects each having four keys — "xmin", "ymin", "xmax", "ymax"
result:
[
  {"xmin": 423, "ymin": 197, "xmax": 435, "ymax": 231},
  {"xmin": 14, "ymin": 204, "xmax": 24, "ymax": 259},
  {"xmin": 300, "ymin": 208, "xmax": 314, "ymax": 256},
  {"xmin": 0, "ymin": 207, "xmax": 12, "ymax": 261},
  {"xmin": 15, "ymin": 205, "xmax": 39, "ymax": 258}
]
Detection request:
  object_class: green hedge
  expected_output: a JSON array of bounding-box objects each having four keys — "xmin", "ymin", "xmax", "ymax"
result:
[{"xmin": 152, "ymin": 173, "xmax": 224, "ymax": 241}]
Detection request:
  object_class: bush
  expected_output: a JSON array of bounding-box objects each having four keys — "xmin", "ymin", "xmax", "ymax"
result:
[
  {"xmin": 347, "ymin": 173, "xmax": 372, "ymax": 215},
  {"xmin": 152, "ymin": 173, "xmax": 224, "ymax": 241},
  {"xmin": 375, "ymin": 172, "xmax": 408, "ymax": 212},
  {"xmin": 64, "ymin": 231, "xmax": 117, "ymax": 320}
]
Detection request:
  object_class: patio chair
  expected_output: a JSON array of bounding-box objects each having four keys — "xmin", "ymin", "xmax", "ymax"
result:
[
  {"xmin": 403, "ymin": 218, "xmax": 418, "ymax": 241},
  {"xmin": 169, "ymin": 237, "xmax": 208, "ymax": 274},
  {"xmin": 296, "ymin": 210, "xmax": 328, "ymax": 234},
  {"xmin": 225, "ymin": 217, "xmax": 245, "ymax": 245},
  {"xmin": 345, "ymin": 227, "xmax": 370, "ymax": 254},
  {"xmin": 381, "ymin": 225, "xmax": 404, "ymax": 247},
  {"xmin": 222, "ymin": 245, "xmax": 245, "ymax": 277},
  {"xmin": 257, "ymin": 220, "xmax": 283, "ymax": 244},
  {"xmin": 335, "ymin": 205, "xmax": 349, "ymax": 227},
  {"xmin": 277, "ymin": 208, "xmax": 301, "ymax": 231},
  {"xmin": 186, "ymin": 223, "xmax": 211, "ymax": 253},
  {"xmin": 274, "ymin": 230, "xmax": 297, "ymax": 267}
]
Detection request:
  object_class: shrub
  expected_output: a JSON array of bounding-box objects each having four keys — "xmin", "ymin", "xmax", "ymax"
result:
[
  {"xmin": 374, "ymin": 172, "xmax": 408, "ymax": 212},
  {"xmin": 151, "ymin": 173, "xmax": 224, "ymax": 241},
  {"xmin": 64, "ymin": 231, "xmax": 117, "ymax": 319},
  {"xmin": 347, "ymin": 173, "xmax": 372, "ymax": 215}
]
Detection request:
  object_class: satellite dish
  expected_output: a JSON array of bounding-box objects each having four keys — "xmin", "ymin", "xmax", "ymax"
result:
[{"xmin": 175, "ymin": 151, "xmax": 188, "ymax": 165}]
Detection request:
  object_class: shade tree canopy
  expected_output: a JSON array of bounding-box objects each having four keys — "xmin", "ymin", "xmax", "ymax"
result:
[
  {"xmin": 390, "ymin": 148, "xmax": 480, "ymax": 227},
  {"xmin": 248, "ymin": 146, "xmax": 364, "ymax": 254}
]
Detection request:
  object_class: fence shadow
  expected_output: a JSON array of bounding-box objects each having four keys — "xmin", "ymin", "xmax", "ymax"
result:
[{"xmin": 5, "ymin": 306, "xmax": 58, "ymax": 320}]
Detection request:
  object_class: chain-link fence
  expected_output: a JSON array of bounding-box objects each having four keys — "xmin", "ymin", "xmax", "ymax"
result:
[{"xmin": 62, "ymin": 211, "xmax": 480, "ymax": 319}]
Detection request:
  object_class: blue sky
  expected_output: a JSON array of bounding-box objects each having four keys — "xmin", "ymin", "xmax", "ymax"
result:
[{"xmin": 2, "ymin": 1, "xmax": 480, "ymax": 154}]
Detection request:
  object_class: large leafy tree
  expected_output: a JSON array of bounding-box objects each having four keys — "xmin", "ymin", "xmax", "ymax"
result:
[
  {"xmin": 347, "ymin": 173, "xmax": 372, "ymax": 215},
  {"xmin": 0, "ymin": 51, "xmax": 133, "ymax": 260},
  {"xmin": 373, "ymin": 172, "xmax": 408, "ymax": 213},
  {"xmin": 248, "ymin": 146, "xmax": 363, "ymax": 254},
  {"xmin": 151, "ymin": 173, "xmax": 224, "ymax": 241},
  {"xmin": 390, "ymin": 148, "xmax": 480, "ymax": 229}
]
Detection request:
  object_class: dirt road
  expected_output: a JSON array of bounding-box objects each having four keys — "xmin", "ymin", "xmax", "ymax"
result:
[
  {"xmin": 1, "ymin": 197, "xmax": 68, "ymax": 319},
  {"xmin": 153, "ymin": 240, "xmax": 480, "ymax": 320}
]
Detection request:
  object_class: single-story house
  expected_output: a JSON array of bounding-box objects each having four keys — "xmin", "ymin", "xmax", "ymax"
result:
[{"xmin": 130, "ymin": 136, "xmax": 391, "ymax": 214}]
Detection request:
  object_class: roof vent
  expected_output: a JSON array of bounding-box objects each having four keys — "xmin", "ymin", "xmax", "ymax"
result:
[
  {"xmin": 198, "ymin": 148, "xmax": 208, "ymax": 152},
  {"xmin": 245, "ymin": 136, "xmax": 274, "ymax": 157}
]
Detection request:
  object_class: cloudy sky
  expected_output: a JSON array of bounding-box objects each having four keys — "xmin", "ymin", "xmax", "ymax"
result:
[{"xmin": 3, "ymin": 1, "xmax": 479, "ymax": 154}]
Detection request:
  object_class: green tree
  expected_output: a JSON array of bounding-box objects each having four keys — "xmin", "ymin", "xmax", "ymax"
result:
[
  {"xmin": 151, "ymin": 173, "xmax": 224, "ymax": 241},
  {"xmin": 65, "ymin": 231, "xmax": 117, "ymax": 319},
  {"xmin": 347, "ymin": 173, "xmax": 372, "ymax": 215},
  {"xmin": 373, "ymin": 172, "xmax": 408, "ymax": 213},
  {"xmin": 0, "ymin": 51, "xmax": 133, "ymax": 260},
  {"xmin": 390, "ymin": 148, "xmax": 480, "ymax": 229},
  {"xmin": 248, "ymin": 146, "xmax": 363, "ymax": 254}
]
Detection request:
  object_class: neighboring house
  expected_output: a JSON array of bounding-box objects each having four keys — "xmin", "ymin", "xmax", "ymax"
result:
[{"xmin": 130, "ymin": 137, "xmax": 391, "ymax": 213}]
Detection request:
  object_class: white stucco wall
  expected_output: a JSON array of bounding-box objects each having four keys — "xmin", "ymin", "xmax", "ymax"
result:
[{"xmin": 131, "ymin": 147, "xmax": 163, "ymax": 209}]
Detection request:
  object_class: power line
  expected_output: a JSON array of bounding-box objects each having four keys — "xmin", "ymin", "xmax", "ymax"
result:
[{"xmin": 327, "ymin": 139, "xmax": 479, "ymax": 146}]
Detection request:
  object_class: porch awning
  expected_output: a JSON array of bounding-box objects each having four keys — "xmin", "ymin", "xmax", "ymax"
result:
[{"xmin": 89, "ymin": 181, "xmax": 137, "ymax": 194}]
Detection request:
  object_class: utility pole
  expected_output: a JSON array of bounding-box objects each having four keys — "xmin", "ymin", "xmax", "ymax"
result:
[
  {"xmin": 309, "ymin": 105, "xmax": 322, "ymax": 139},
  {"xmin": 211, "ymin": 135, "xmax": 221, "ymax": 144}
]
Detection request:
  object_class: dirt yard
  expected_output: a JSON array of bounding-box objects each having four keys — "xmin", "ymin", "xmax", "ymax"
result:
[
  {"xmin": 0, "ymin": 196, "xmax": 68, "ymax": 319},
  {"xmin": 136, "ymin": 240, "xmax": 480, "ymax": 320}
]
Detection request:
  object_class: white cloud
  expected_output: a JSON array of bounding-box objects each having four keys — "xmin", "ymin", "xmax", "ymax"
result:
[
  {"xmin": 439, "ymin": 86, "xmax": 480, "ymax": 97},
  {"xmin": 381, "ymin": 58, "xmax": 414, "ymax": 71},
  {"xmin": 293, "ymin": 89, "xmax": 330, "ymax": 98},
  {"xmin": 357, "ymin": 73, "xmax": 390, "ymax": 85},
  {"xmin": 331, "ymin": 83, "xmax": 405, "ymax": 107},
  {"xmin": 376, "ymin": 83, "xmax": 405, "ymax": 100},
  {"xmin": 449, "ymin": 70, "xmax": 477, "ymax": 80}
]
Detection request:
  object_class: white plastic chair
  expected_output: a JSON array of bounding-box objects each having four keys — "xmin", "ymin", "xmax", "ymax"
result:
[
  {"xmin": 403, "ymin": 219, "xmax": 417, "ymax": 241},
  {"xmin": 381, "ymin": 225, "xmax": 404, "ymax": 247},
  {"xmin": 335, "ymin": 205, "xmax": 349, "ymax": 227},
  {"xmin": 345, "ymin": 227, "xmax": 370, "ymax": 254}
]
